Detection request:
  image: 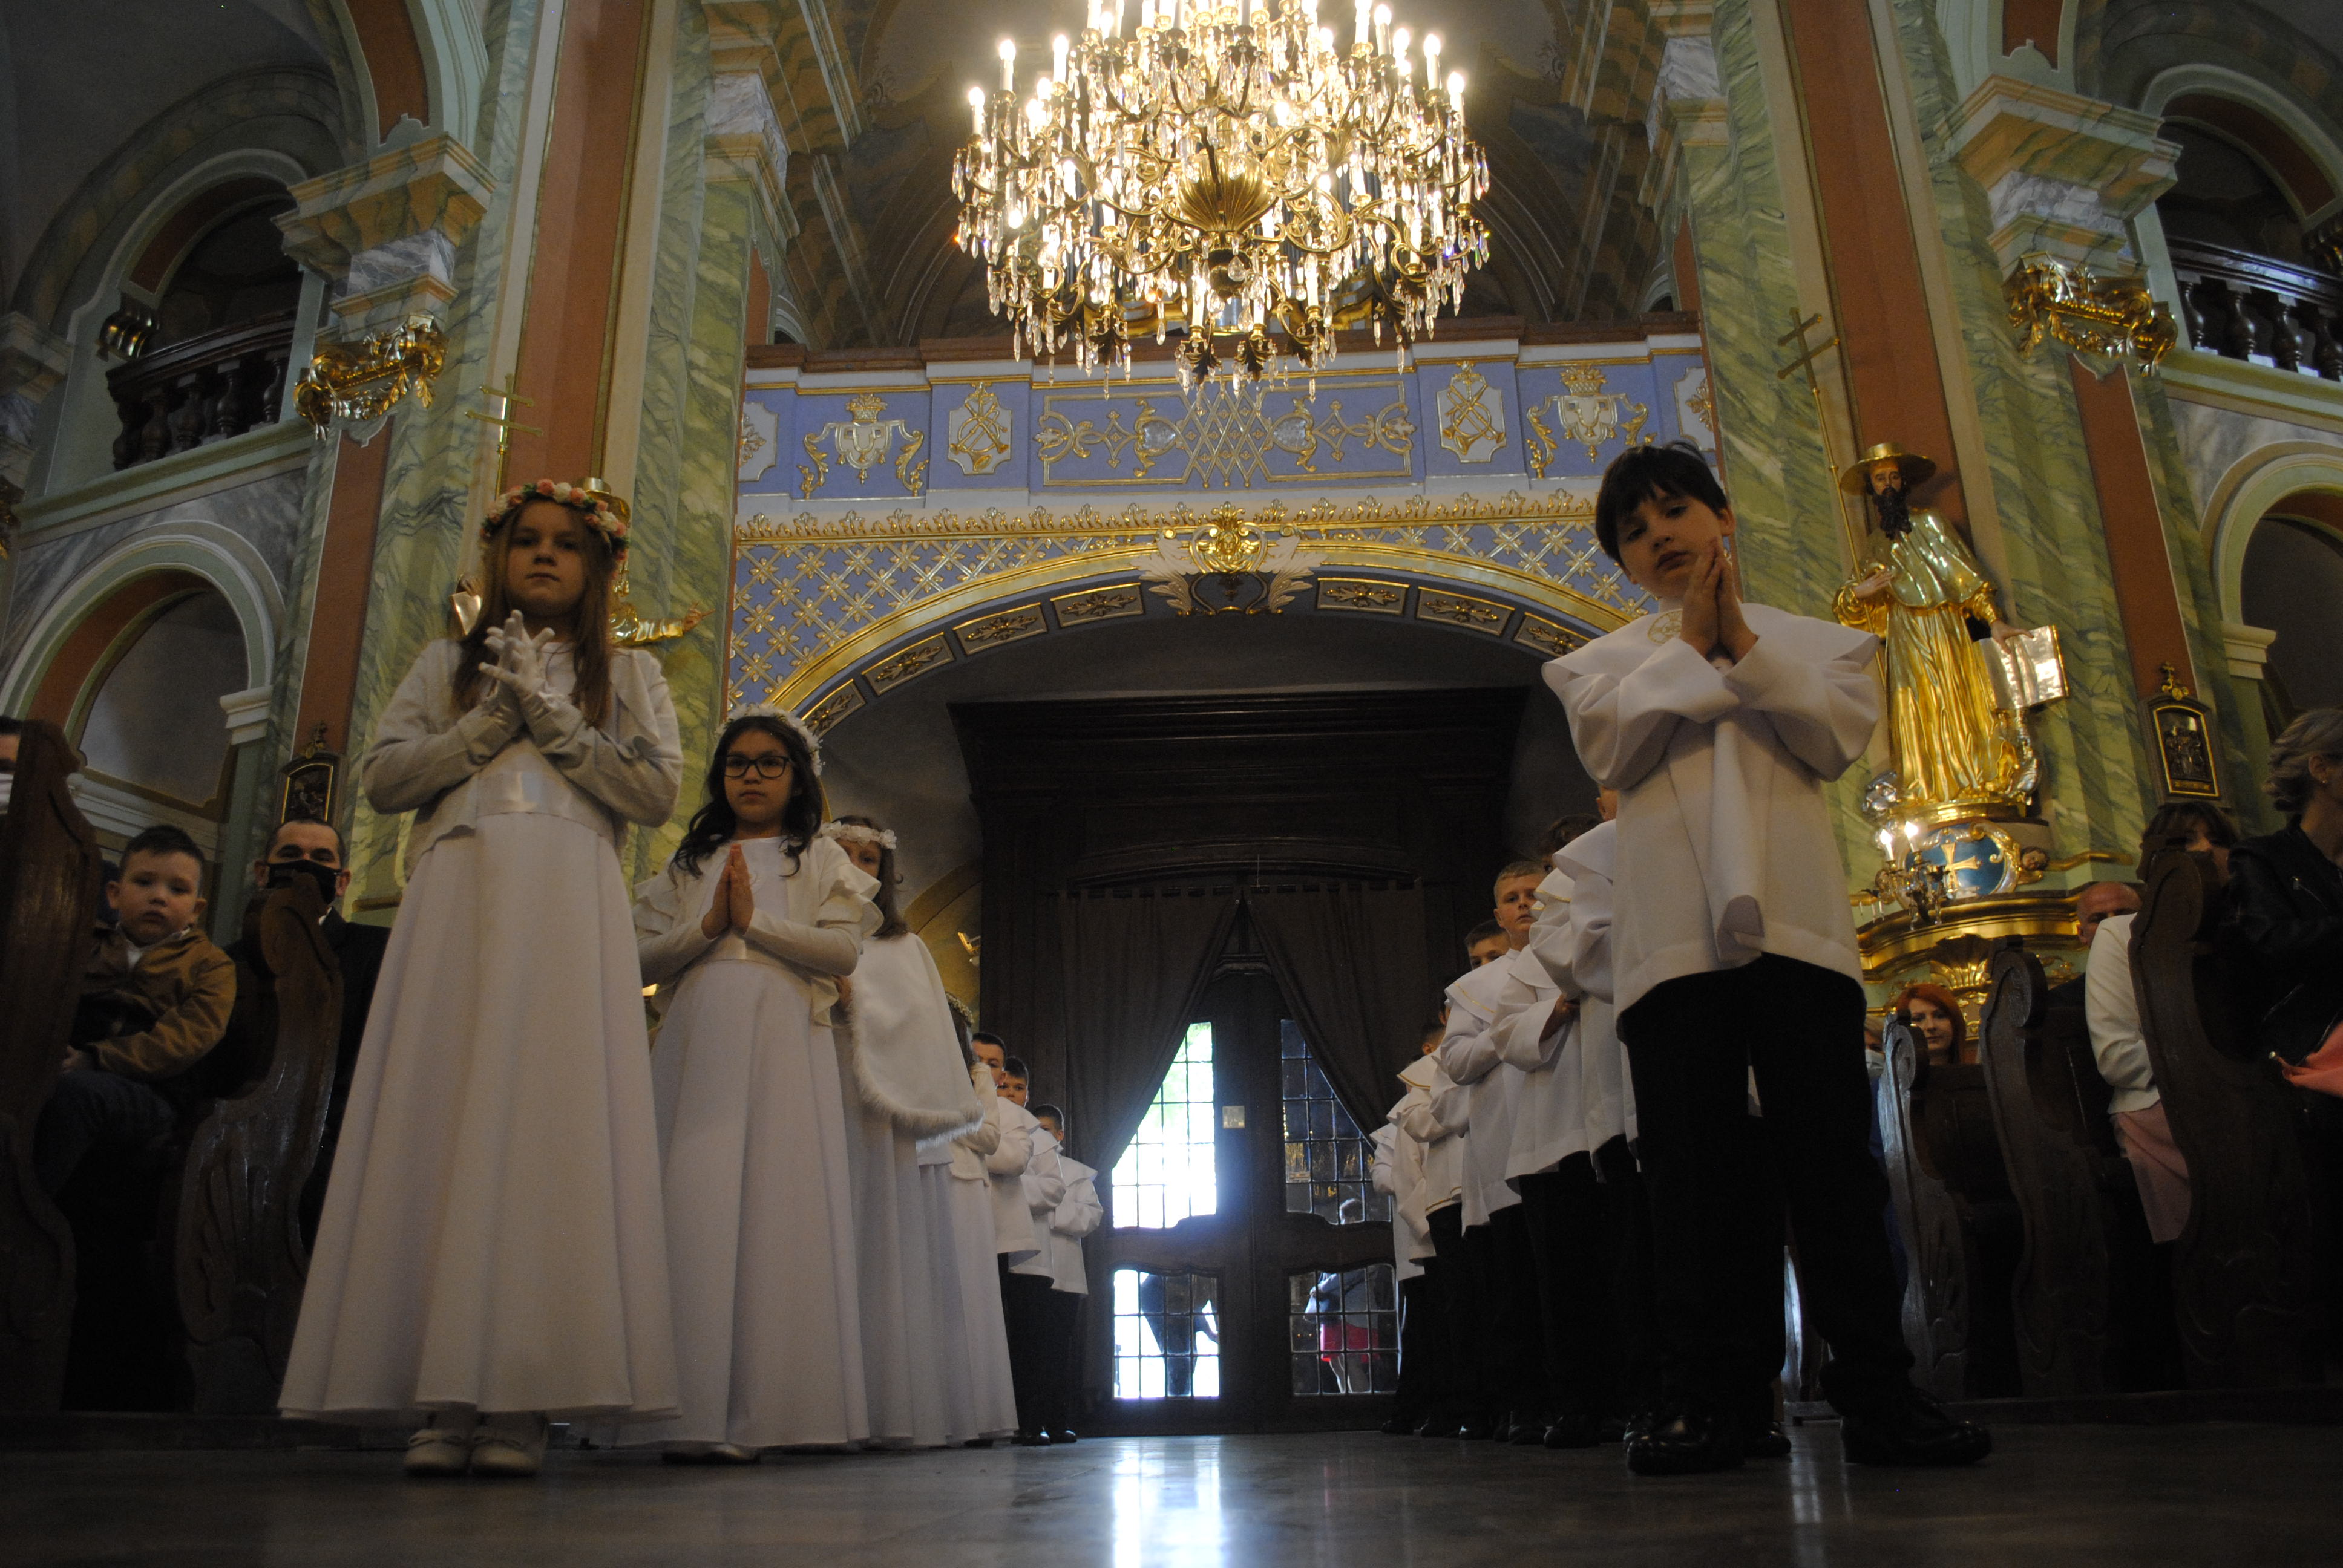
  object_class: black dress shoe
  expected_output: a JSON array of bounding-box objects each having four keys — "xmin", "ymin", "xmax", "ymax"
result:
[
  {"xmin": 963, "ymin": 1438, "xmax": 997, "ymax": 1449},
  {"xmin": 1380, "ymin": 1414, "xmax": 1418, "ymax": 1436},
  {"xmin": 1543, "ymin": 1410, "xmax": 1602, "ymax": 1449},
  {"xmin": 1050, "ymin": 1429, "xmax": 1079, "ymax": 1445},
  {"xmin": 1453, "ymin": 1417, "xmax": 1496, "ymax": 1441},
  {"xmin": 1505, "ymin": 1412, "xmax": 1549, "ymax": 1445},
  {"xmin": 1625, "ymin": 1408, "xmax": 1744, "ymax": 1477},
  {"xmin": 1012, "ymin": 1429, "xmax": 1052, "ymax": 1447},
  {"xmin": 1743, "ymin": 1422, "xmax": 1792, "ymax": 1459},
  {"xmin": 1840, "ymin": 1388, "xmax": 1991, "ymax": 1466}
]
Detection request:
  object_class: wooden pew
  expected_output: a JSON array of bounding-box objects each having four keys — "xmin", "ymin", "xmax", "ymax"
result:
[
  {"xmin": 1875, "ymin": 1018, "xmax": 2023, "ymax": 1399},
  {"xmin": 177, "ymin": 877, "xmax": 343, "ymax": 1413},
  {"xmin": 0, "ymin": 720, "xmax": 103, "ymax": 1411},
  {"xmin": 1977, "ymin": 941, "xmax": 2173, "ymax": 1396},
  {"xmin": 2131, "ymin": 848, "xmax": 2321, "ymax": 1387}
]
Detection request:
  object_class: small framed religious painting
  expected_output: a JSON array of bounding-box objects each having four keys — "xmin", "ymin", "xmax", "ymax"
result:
[{"xmin": 2146, "ymin": 680, "xmax": 2220, "ymax": 802}]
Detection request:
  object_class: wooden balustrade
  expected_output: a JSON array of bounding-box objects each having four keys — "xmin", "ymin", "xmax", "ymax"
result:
[
  {"xmin": 105, "ymin": 312, "xmax": 296, "ymax": 471},
  {"xmin": 2168, "ymin": 237, "xmax": 2343, "ymax": 379}
]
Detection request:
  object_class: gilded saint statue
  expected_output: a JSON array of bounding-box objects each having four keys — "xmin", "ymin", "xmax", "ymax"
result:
[{"xmin": 1831, "ymin": 443, "xmax": 2035, "ymax": 818}]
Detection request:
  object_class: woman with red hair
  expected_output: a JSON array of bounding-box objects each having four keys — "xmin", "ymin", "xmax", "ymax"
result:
[{"xmin": 1891, "ymin": 983, "xmax": 1967, "ymax": 1065}]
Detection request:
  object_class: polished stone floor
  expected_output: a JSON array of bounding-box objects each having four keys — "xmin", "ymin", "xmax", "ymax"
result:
[{"xmin": 7, "ymin": 1422, "xmax": 2343, "ymax": 1566}]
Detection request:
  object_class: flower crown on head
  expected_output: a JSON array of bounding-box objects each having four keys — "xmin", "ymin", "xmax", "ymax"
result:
[
  {"xmin": 726, "ymin": 702, "xmax": 823, "ymax": 774},
  {"xmin": 820, "ymin": 820, "xmax": 897, "ymax": 851},
  {"xmin": 483, "ymin": 479, "xmax": 629, "ymax": 557}
]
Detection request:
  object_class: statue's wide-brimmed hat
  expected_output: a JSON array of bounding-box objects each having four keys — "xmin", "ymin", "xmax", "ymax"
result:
[{"xmin": 1840, "ymin": 441, "xmax": 1938, "ymax": 495}]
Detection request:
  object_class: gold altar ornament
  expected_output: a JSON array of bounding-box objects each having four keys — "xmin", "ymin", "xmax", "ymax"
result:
[
  {"xmin": 570, "ymin": 477, "xmax": 710, "ymax": 648},
  {"xmin": 2004, "ymin": 255, "xmax": 2176, "ymax": 370},
  {"xmin": 953, "ymin": 1, "xmax": 1492, "ymax": 391},
  {"xmin": 293, "ymin": 314, "xmax": 448, "ymax": 434},
  {"xmin": 1833, "ymin": 442, "xmax": 2037, "ymax": 823}
]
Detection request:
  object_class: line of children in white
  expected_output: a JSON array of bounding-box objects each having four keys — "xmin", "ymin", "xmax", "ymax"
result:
[
  {"xmin": 1376, "ymin": 442, "xmax": 1994, "ymax": 1477},
  {"xmin": 277, "ymin": 480, "xmax": 1092, "ymax": 1477}
]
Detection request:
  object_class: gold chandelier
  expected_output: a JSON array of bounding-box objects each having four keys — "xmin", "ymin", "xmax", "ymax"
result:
[{"xmin": 954, "ymin": 0, "xmax": 1490, "ymax": 390}]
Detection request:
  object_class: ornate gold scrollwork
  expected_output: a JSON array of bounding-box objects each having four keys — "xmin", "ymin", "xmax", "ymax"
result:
[
  {"xmin": 2004, "ymin": 254, "xmax": 2176, "ymax": 369},
  {"xmin": 293, "ymin": 314, "xmax": 448, "ymax": 434}
]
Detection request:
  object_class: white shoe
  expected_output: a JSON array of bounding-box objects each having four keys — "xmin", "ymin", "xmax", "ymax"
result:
[
  {"xmin": 404, "ymin": 1414, "xmax": 478, "ymax": 1477},
  {"xmin": 661, "ymin": 1441, "xmax": 763, "ymax": 1465},
  {"xmin": 470, "ymin": 1413, "xmax": 549, "ymax": 1477}
]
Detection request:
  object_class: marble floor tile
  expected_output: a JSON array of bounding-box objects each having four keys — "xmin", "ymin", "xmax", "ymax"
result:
[{"xmin": 4, "ymin": 1423, "xmax": 2341, "ymax": 1566}]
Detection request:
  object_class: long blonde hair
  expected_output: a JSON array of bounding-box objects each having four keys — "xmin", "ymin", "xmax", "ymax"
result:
[{"xmin": 453, "ymin": 500, "xmax": 617, "ymax": 727}]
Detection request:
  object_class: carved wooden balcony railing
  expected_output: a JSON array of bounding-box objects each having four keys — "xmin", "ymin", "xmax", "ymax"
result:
[
  {"xmin": 2167, "ymin": 237, "xmax": 2343, "ymax": 380},
  {"xmin": 105, "ymin": 311, "xmax": 296, "ymax": 471}
]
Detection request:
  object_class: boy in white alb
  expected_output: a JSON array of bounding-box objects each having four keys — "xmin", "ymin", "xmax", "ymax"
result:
[
  {"xmin": 1439, "ymin": 862, "xmax": 1572, "ymax": 1443},
  {"xmin": 1547, "ymin": 443, "xmax": 1989, "ymax": 1475},
  {"xmin": 1032, "ymin": 1106, "xmax": 1099, "ymax": 1443},
  {"xmin": 1377, "ymin": 1025, "xmax": 1450, "ymax": 1434}
]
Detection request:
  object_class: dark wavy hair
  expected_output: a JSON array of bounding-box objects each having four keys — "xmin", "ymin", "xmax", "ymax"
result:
[
  {"xmin": 831, "ymin": 814, "xmax": 909, "ymax": 939},
  {"xmin": 671, "ymin": 714, "xmax": 825, "ymax": 877}
]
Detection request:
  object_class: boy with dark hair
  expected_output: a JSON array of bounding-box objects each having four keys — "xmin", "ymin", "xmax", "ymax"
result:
[
  {"xmin": 1548, "ymin": 441, "xmax": 1987, "ymax": 1474},
  {"xmin": 35, "ymin": 823, "xmax": 236, "ymax": 1196}
]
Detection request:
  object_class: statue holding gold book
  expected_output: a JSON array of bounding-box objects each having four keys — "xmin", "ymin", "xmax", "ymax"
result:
[{"xmin": 1832, "ymin": 443, "xmax": 2051, "ymax": 821}]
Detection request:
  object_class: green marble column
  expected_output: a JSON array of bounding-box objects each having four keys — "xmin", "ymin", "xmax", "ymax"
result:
[
  {"xmin": 616, "ymin": 2, "xmax": 756, "ymax": 882},
  {"xmin": 339, "ymin": 0, "xmax": 545, "ymax": 915}
]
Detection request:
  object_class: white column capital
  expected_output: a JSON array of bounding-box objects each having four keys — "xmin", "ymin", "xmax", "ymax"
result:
[{"xmin": 219, "ymin": 685, "xmax": 275, "ymax": 746}]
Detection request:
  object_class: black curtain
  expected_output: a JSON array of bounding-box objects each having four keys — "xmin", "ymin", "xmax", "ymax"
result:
[
  {"xmin": 1056, "ymin": 887, "xmax": 1242, "ymax": 1183},
  {"xmin": 1246, "ymin": 883, "xmax": 1432, "ymax": 1134}
]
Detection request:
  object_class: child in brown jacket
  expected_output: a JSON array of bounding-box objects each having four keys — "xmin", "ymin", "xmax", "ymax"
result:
[{"xmin": 36, "ymin": 823, "xmax": 235, "ymax": 1196}]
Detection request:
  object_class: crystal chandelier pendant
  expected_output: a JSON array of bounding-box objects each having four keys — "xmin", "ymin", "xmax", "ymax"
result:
[{"xmin": 952, "ymin": 0, "xmax": 1492, "ymax": 394}]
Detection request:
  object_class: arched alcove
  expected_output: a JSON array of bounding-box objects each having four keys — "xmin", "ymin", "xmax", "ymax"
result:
[
  {"xmin": 2155, "ymin": 121, "xmax": 2312, "ymax": 266},
  {"xmin": 2240, "ymin": 509, "xmax": 2343, "ymax": 719},
  {"xmin": 73, "ymin": 587, "xmax": 247, "ymax": 822}
]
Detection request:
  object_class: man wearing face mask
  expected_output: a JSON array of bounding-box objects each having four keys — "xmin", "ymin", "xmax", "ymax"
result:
[{"xmin": 226, "ymin": 815, "xmax": 391, "ymax": 1246}]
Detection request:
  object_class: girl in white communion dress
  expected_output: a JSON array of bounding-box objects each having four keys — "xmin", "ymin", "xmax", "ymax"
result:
[
  {"xmin": 281, "ymin": 482, "xmax": 683, "ymax": 1480},
  {"xmin": 623, "ymin": 707, "xmax": 878, "ymax": 1461}
]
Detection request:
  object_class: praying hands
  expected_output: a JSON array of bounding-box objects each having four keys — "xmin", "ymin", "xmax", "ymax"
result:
[
  {"xmin": 482, "ymin": 610, "xmax": 560, "ymax": 706},
  {"xmin": 700, "ymin": 844, "xmax": 758, "ymax": 939},
  {"xmin": 1677, "ymin": 540, "xmax": 1758, "ymax": 664}
]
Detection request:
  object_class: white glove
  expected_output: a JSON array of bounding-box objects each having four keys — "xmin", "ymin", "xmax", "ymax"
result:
[{"xmin": 485, "ymin": 610, "xmax": 558, "ymax": 705}]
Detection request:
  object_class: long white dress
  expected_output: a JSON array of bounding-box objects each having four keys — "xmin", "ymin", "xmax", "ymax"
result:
[
  {"xmin": 842, "ymin": 933, "xmax": 985, "ymax": 1448},
  {"xmin": 281, "ymin": 639, "xmax": 684, "ymax": 1422},
  {"xmin": 624, "ymin": 834, "xmax": 879, "ymax": 1450},
  {"xmin": 917, "ymin": 1064, "xmax": 1020, "ymax": 1442}
]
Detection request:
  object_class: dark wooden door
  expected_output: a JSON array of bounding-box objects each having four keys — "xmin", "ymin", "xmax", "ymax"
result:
[{"xmin": 1087, "ymin": 969, "xmax": 1395, "ymax": 1434}]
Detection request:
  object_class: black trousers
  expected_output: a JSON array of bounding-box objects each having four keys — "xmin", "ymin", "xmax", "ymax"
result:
[
  {"xmin": 34, "ymin": 1069, "xmax": 176, "ymax": 1198},
  {"xmin": 1393, "ymin": 1270, "xmax": 1448, "ymax": 1423},
  {"xmin": 1423, "ymin": 1203, "xmax": 1486, "ymax": 1423},
  {"xmin": 1593, "ymin": 1135, "xmax": 1663, "ymax": 1418},
  {"xmin": 1476, "ymin": 1204, "xmax": 1547, "ymax": 1420},
  {"xmin": 1619, "ymin": 955, "xmax": 1911, "ymax": 1415},
  {"xmin": 1517, "ymin": 1154, "xmax": 1616, "ymax": 1420},
  {"xmin": 998, "ymin": 1262, "xmax": 1058, "ymax": 1431},
  {"xmin": 1034, "ymin": 1287, "xmax": 1083, "ymax": 1432}
]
